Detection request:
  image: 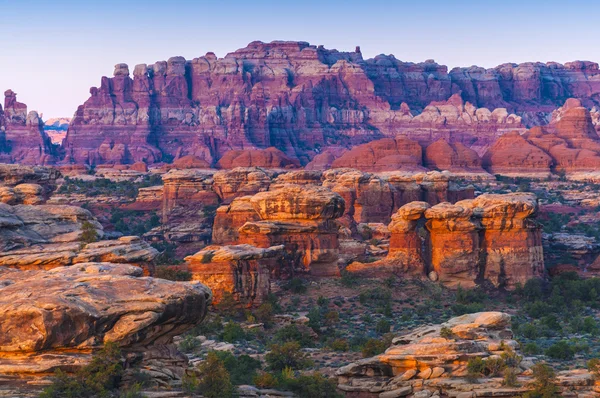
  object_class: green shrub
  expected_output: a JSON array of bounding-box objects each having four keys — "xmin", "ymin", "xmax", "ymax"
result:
[
  {"xmin": 340, "ymin": 270, "xmax": 359, "ymax": 287},
  {"xmin": 502, "ymin": 367, "xmax": 519, "ymax": 387},
  {"xmin": 330, "ymin": 338, "xmax": 349, "ymax": 352},
  {"xmin": 213, "ymin": 351, "xmax": 262, "ymax": 385},
  {"xmin": 254, "ymin": 303, "xmax": 275, "ymax": 326},
  {"xmin": 466, "ymin": 357, "xmax": 485, "ymax": 382},
  {"xmin": 522, "ymin": 363, "xmax": 559, "ymax": 398},
  {"xmin": 217, "ymin": 292, "xmax": 242, "ymax": 319},
  {"xmin": 307, "ymin": 306, "xmax": 322, "ymax": 333},
  {"xmin": 440, "ymin": 326, "xmax": 454, "ymax": 339},
  {"xmin": 222, "ymin": 322, "xmax": 246, "ymax": 342},
  {"xmin": 286, "ymin": 277, "xmax": 307, "ymax": 294},
  {"xmin": 195, "ymin": 352, "xmax": 235, "ymax": 398},
  {"xmin": 523, "ymin": 342, "xmax": 542, "ymax": 355},
  {"xmin": 40, "ymin": 342, "xmax": 123, "ymax": 398},
  {"xmin": 178, "ymin": 335, "xmax": 200, "ymax": 353},
  {"xmin": 324, "ymin": 310, "xmax": 340, "ymax": 326},
  {"xmin": 280, "ymin": 373, "xmax": 343, "ymax": 398},
  {"xmin": 587, "ymin": 358, "xmax": 600, "ymax": 378},
  {"xmin": 274, "ymin": 324, "xmax": 315, "ymax": 347},
  {"xmin": 545, "ymin": 340, "xmax": 575, "ymax": 360},
  {"xmin": 154, "ymin": 266, "xmax": 192, "ymax": 281},
  {"xmin": 361, "ymin": 338, "xmax": 387, "ymax": 358},
  {"xmin": 80, "ymin": 221, "xmax": 98, "ymax": 244},
  {"xmin": 266, "ymin": 342, "xmax": 312, "ymax": 371},
  {"xmin": 253, "ymin": 371, "xmax": 279, "ymax": 388},
  {"xmin": 375, "ymin": 319, "xmax": 391, "ymax": 334}
]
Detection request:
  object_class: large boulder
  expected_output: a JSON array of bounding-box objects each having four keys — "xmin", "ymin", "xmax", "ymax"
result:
[{"xmin": 0, "ymin": 263, "xmax": 212, "ymax": 374}]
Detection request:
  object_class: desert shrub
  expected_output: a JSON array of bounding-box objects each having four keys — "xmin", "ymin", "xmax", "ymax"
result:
[
  {"xmin": 80, "ymin": 221, "xmax": 98, "ymax": 244},
  {"xmin": 193, "ymin": 352, "xmax": 235, "ymax": 398},
  {"xmin": 582, "ymin": 316, "xmax": 599, "ymax": 335},
  {"xmin": 40, "ymin": 342, "xmax": 123, "ymax": 398},
  {"xmin": 178, "ymin": 335, "xmax": 200, "ymax": 353},
  {"xmin": 340, "ymin": 270, "xmax": 359, "ymax": 287},
  {"xmin": 266, "ymin": 342, "xmax": 312, "ymax": 371},
  {"xmin": 221, "ymin": 322, "xmax": 246, "ymax": 342},
  {"xmin": 154, "ymin": 266, "xmax": 192, "ymax": 281},
  {"xmin": 217, "ymin": 292, "xmax": 242, "ymax": 319},
  {"xmin": 523, "ymin": 342, "xmax": 542, "ymax": 355},
  {"xmin": 361, "ymin": 338, "xmax": 387, "ymax": 358},
  {"xmin": 484, "ymin": 357, "xmax": 506, "ymax": 377},
  {"xmin": 587, "ymin": 358, "xmax": 600, "ymax": 378},
  {"xmin": 254, "ymin": 302, "xmax": 275, "ymax": 326},
  {"xmin": 451, "ymin": 302, "xmax": 485, "ymax": 315},
  {"xmin": 440, "ymin": 326, "xmax": 454, "ymax": 339},
  {"xmin": 375, "ymin": 319, "xmax": 391, "ymax": 334},
  {"xmin": 359, "ymin": 288, "xmax": 392, "ymax": 308},
  {"xmin": 280, "ymin": 373, "xmax": 343, "ymax": 398},
  {"xmin": 502, "ymin": 367, "xmax": 519, "ymax": 387},
  {"xmin": 522, "ymin": 363, "xmax": 559, "ymax": 398},
  {"xmin": 285, "ymin": 277, "xmax": 307, "ymax": 294},
  {"xmin": 214, "ymin": 351, "xmax": 262, "ymax": 385},
  {"xmin": 307, "ymin": 306, "xmax": 322, "ymax": 332},
  {"xmin": 274, "ymin": 324, "xmax": 315, "ymax": 347},
  {"xmin": 324, "ymin": 310, "xmax": 340, "ymax": 326},
  {"xmin": 317, "ymin": 295, "xmax": 329, "ymax": 307},
  {"xmin": 466, "ymin": 357, "xmax": 485, "ymax": 382},
  {"xmin": 545, "ymin": 340, "xmax": 575, "ymax": 360},
  {"xmin": 253, "ymin": 371, "xmax": 279, "ymax": 388},
  {"xmin": 519, "ymin": 322, "xmax": 539, "ymax": 339},
  {"xmin": 330, "ymin": 338, "xmax": 349, "ymax": 352},
  {"xmin": 151, "ymin": 242, "xmax": 182, "ymax": 265}
]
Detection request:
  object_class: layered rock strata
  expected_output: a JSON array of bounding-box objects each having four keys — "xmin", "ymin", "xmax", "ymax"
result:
[
  {"xmin": 336, "ymin": 312, "xmax": 597, "ymax": 397},
  {"xmin": 238, "ymin": 185, "xmax": 345, "ymax": 276},
  {"xmin": 0, "ymin": 90, "xmax": 55, "ymax": 164},
  {"xmin": 185, "ymin": 244, "xmax": 283, "ymax": 305},
  {"xmin": 348, "ymin": 193, "xmax": 544, "ymax": 289},
  {"xmin": 0, "ymin": 263, "xmax": 211, "ymax": 374}
]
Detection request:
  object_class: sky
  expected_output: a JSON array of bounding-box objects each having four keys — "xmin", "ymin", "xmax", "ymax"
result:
[{"xmin": 0, "ymin": 0, "xmax": 599, "ymax": 118}]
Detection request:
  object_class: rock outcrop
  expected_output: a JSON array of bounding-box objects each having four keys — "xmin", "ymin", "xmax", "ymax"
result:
[
  {"xmin": 0, "ymin": 263, "xmax": 211, "ymax": 374},
  {"xmin": 238, "ymin": 185, "xmax": 345, "ymax": 276},
  {"xmin": 64, "ymin": 41, "xmax": 580, "ymax": 168},
  {"xmin": 0, "ymin": 90, "xmax": 55, "ymax": 165},
  {"xmin": 348, "ymin": 193, "xmax": 544, "ymax": 289},
  {"xmin": 185, "ymin": 244, "xmax": 283, "ymax": 305},
  {"xmin": 216, "ymin": 147, "xmax": 300, "ymax": 169},
  {"xmin": 337, "ymin": 311, "xmax": 598, "ymax": 397}
]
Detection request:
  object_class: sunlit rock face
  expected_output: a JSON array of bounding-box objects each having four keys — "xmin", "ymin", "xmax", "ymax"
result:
[
  {"xmin": 0, "ymin": 263, "xmax": 211, "ymax": 374},
  {"xmin": 347, "ymin": 193, "xmax": 544, "ymax": 290}
]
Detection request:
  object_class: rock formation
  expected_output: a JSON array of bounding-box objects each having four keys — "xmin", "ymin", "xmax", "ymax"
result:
[
  {"xmin": 347, "ymin": 193, "xmax": 544, "ymax": 289},
  {"xmin": 0, "ymin": 263, "xmax": 211, "ymax": 374},
  {"xmin": 61, "ymin": 41, "xmax": 564, "ymax": 168},
  {"xmin": 0, "ymin": 90, "xmax": 55, "ymax": 165},
  {"xmin": 336, "ymin": 312, "xmax": 597, "ymax": 397},
  {"xmin": 185, "ymin": 244, "xmax": 283, "ymax": 305},
  {"xmin": 212, "ymin": 167, "xmax": 273, "ymax": 203},
  {"xmin": 216, "ymin": 147, "xmax": 300, "ymax": 169},
  {"xmin": 238, "ymin": 185, "xmax": 345, "ymax": 276}
]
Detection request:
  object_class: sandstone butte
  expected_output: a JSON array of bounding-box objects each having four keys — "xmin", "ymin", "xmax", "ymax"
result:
[
  {"xmin": 346, "ymin": 193, "xmax": 544, "ymax": 290},
  {"xmin": 336, "ymin": 312, "xmax": 599, "ymax": 397},
  {"xmin": 3, "ymin": 40, "xmax": 600, "ymax": 175}
]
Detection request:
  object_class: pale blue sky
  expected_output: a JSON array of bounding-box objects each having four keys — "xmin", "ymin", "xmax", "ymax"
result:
[{"xmin": 1, "ymin": 0, "xmax": 598, "ymax": 118}]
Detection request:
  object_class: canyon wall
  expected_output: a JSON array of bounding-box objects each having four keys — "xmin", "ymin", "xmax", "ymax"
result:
[
  {"xmin": 0, "ymin": 90, "xmax": 54, "ymax": 164},
  {"xmin": 59, "ymin": 40, "xmax": 600, "ymax": 167}
]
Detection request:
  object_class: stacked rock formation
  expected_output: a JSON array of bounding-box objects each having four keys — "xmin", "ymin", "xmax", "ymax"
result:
[
  {"xmin": 185, "ymin": 244, "xmax": 284, "ymax": 305},
  {"xmin": 238, "ymin": 185, "xmax": 345, "ymax": 276},
  {"xmin": 0, "ymin": 203, "xmax": 158, "ymax": 271},
  {"xmin": 336, "ymin": 312, "xmax": 598, "ymax": 397},
  {"xmin": 61, "ymin": 41, "xmax": 544, "ymax": 167},
  {"xmin": 0, "ymin": 263, "xmax": 211, "ymax": 374},
  {"xmin": 348, "ymin": 193, "xmax": 544, "ymax": 289},
  {"xmin": 0, "ymin": 90, "xmax": 54, "ymax": 165},
  {"xmin": 483, "ymin": 99, "xmax": 600, "ymax": 176}
]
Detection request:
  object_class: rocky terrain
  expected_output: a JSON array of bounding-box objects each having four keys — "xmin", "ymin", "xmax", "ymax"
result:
[{"xmin": 3, "ymin": 40, "xmax": 600, "ymax": 398}]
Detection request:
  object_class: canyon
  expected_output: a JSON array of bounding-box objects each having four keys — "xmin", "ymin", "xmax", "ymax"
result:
[{"xmin": 3, "ymin": 39, "xmax": 600, "ymax": 398}]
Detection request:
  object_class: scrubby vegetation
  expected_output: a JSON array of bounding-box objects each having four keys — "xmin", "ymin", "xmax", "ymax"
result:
[{"xmin": 58, "ymin": 175, "xmax": 162, "ymax": 198}]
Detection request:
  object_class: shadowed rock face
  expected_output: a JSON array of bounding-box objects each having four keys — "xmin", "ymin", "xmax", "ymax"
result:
[
  {"xmin": 0, "ymin": 91, "xmax": 55, "ymax": 165},
  {"xmin": 0, "ymin": 263, "xmax": 211, "ymax": 374},
  {"xmin": 60, "ymin": 40, "xmax": 600, "ymax": 168}
]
